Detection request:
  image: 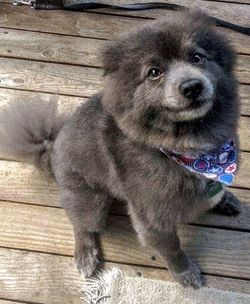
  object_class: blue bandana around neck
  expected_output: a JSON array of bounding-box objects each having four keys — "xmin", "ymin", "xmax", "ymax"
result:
[{"xmin": 160, "ymin": 139, "xmax": 237, "ymax": 186}]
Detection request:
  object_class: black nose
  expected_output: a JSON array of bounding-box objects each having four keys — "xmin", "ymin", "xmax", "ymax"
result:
[{"xmin": 179, "ymin": 79, "xmax": 203, "ymax": 99}]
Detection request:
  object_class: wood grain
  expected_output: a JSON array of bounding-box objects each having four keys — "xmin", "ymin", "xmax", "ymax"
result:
[
  {"xmin": 87, "ymin": 0, "xmax": 250, "ymax": 26},
  {"xmin": 1, "ymin": 201, "xmax": 250, "ymax": 278},
  {"xmin": 0, "ymin": 58, "xmax": 103, "ymax": 97},
  {"xmin": 0, "ymin": 247, "xmax": 83, "ymax": 304},
  {"xmin": 0, "ymin": 301, "xmax": 26, "ymax": 304},
  {"xmin": 2, "ymin": 0, "xmax": 250, "ymax": 8},
  {"xmin": 0, "ymin": 28, "xmax": 105, "ymax": 67},
  {"xmin": 1, "ymin": 248, "xmax": 250, "ymax": 304},
  {"xmin": 0, "ymin": 28, "xmax": 249, "ymax": 70},
  {"xmin": 1, "ymin": 1, "xmax": 249, "ymax": 28},
  {"xmin": 0, "ymin": 88, "xmax": 86, "ymax": 112},
  {"xmin": 240, "ymin": 85, "xmax": 250, "ymax": 115},
  {"xmin": 0, "ymin": 4, "xmax": 250, "ymax": 55},
  {"xmin": 240, "ymin": 116, "xmax": 250, "ymax": 150}
]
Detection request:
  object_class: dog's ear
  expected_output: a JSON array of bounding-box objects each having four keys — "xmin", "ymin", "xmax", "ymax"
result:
[{"xmin": 101, "ymin": 40, "xmax": 124, "ymax": 75}]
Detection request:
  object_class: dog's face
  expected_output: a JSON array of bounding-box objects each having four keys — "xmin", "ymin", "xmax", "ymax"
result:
[{"xmin": 102, "ymin": 12, "xmax": 239, "ymax": 152}]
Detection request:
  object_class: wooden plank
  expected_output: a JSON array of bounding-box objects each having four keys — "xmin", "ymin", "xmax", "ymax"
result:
[
  {"xmin": 0, "ymin": 88, "xmax": 86, "ymax": 111},
  {"xmin": 2, "ymin": 0, "xmax": 250, "ymax": 7},
  {"xmin": 1, "ymin": 1, "xmax": 249, "ymax": 28},
  {"xmin": 0, "ymin": 28, "xmax": 103, "ymax": 66},
  {"xmin": 1, "ymin": 201, "xmax": 250, "ymax": 278},
  {"xmin": 0, "ymin": 28, "xmax": 249, "ymax": 72},
  {"xmin": 0, "ymin": 57, "xmax": 249, "ymax": 101},
  {"xmin": 1, "ymin": 4, "xmax": 250, "ymax": 56},
  {"xmin": 238, "ymin": 55, "xmax": 250, "ymax": 84},
  {"xmin": 203, "ymin": 0, "xmax": 250, "ymax": 4},
  {"xmin": 110, "ymin": 0, "xmax": 250, "ymax": 28},
  {"xmin": 0, "ymin": 4, "xmax": 143, "ymax": 40},
  {"xmin": 240, "ymin": 85, "xmax": 250, "ymax": 115},
  {"xmin": 0, "ymin": 28, "xmax": 104, "ymax": 67},
  {"xmin": 0, "ymin": 247, "xmax": 82, "ymax": 304},
  {"xmin": 84, "ymin": 0, "xmax": 250, "ymax": 26},
  {"xmin": 1, "ymin": 248, "xmax": 250, "ymax": 304},
  {"xmin": 5, "ymin": 0, "xmax": 248, "ymax": 7},
  {"xmin": 0, "ymin": 58, "xmax": 103, "ymax": 97},
  {"xmin": 240, "ymin": 116, "xmax": 250, "ymax": 151},
  {"xmin": 236, "ymin": 152, "xmax": 250, "ymax": 188},
  {"xmin": 0, "ymin": 301, "xmax": 26, "ymax": 304}
]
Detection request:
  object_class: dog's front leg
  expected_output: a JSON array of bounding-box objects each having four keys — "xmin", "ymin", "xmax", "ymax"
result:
[
  {"xmin": 148, "ymin": 229, "xmax": 202, "ymax": 288},
  {"xmin": 129, "ymin": 208, "xmax": 203, "ymax": 288}
]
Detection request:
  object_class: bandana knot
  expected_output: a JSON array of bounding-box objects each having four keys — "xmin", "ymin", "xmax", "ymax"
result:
[{"xmin": 160, "ymin": 139, "xmax": 237, "ymax": 185}]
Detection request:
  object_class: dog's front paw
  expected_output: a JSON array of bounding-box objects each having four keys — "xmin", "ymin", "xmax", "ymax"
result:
[
  {"xmin": 171, "ymin": 257, "xmax": 203, "ymax": 289},
  {"xmin": 212, "ymin": 191, "xmax": 241, "ymax": 216},
  {"xmin": 75, "ymin": 244, "xmax": 99, "ymax": 278}
]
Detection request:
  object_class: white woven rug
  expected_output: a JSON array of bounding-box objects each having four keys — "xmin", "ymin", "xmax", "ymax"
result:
[{"xmin": 82, "ymin": 268, "xmax": 250, "ymax": 304}]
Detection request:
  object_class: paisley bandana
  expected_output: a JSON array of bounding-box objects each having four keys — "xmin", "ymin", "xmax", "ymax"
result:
[{"xmin": 160, "ymin": 139, "xmax": 237, "ymax": 185}]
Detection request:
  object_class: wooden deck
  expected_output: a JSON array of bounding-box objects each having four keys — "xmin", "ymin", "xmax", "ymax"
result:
[{"xmin": 0, "ymin": 0, "xmax": 250, "ymax": 303}]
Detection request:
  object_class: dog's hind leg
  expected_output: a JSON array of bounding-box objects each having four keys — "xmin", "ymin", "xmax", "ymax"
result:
[{"xmin": 60, "ymin": 187, "xmax": 110, "ymax": 277}]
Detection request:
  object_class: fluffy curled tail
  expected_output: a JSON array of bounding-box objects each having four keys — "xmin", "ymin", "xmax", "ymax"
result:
[{"xmin": 0, "ymin": 99, "xmax": 67, "ymax": 172}]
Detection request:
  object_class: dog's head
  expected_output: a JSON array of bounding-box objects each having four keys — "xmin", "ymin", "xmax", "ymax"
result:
[{"xmin": 101, "ymin": 11, "xmax": 239, "ymax": 152}]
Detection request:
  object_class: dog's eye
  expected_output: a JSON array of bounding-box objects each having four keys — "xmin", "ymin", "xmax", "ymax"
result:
[
  {"xmin": 192, "ymin": 53, "xmax": 206, "ymax": 65},
  {"xmin": 147, "ymin": 68, "xmax": 162, "ymax": 80}
]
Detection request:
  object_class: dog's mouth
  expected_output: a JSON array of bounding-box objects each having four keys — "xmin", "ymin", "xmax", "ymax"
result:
[{"xmin": 166, "ymin": 96, "xmax": 214, "ymax": 122}]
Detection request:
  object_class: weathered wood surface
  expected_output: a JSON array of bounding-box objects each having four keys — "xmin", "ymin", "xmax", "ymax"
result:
[
  {"xmin": 1, "ymin": 1, "xmax": 249, "ymax": 28},
  {"xmin": 0, "ymin": 28, "xmax": 249, "ymax": 70},
  {"xmin": 2, "ymin": 0, "xmax": 250, "ymax": 7},
  {"xmin": 239, "ymin": 116, "xmax": 250, "ymax": 150},
  {"xmin": 0, "ymin": 2, "xmax": 249, "ymax": 304},
  {"xmin": 0, "ymin": 301, "xmax": 25, "ymax": 304},
  {"xmin": 0, "ymin": 58, "xmax": 103, "ymax": 97},
  {"xmin": 1, "ymin": 248, "xmax": 250, "ymax": 304},
  {"xmin": 0, "ymin": 248, "xmax": 83, "ymax": 304},
  {"xmin": 0, "ymin": 159, "xmax": 250, "ymax": 230},
  {"xmin": 241, "ymin": 85, "xmax": 250, "ymax": 115},
  {"xmin": 0, "ymin": 88, "xmax": 85, "ymax": 112},
  {"xmin": 1, "ymin": 4, "xmax": 250, "ymax": 55},
  {"xmin": 0, "ymin": 28, "xmax": 105, "ymax": 67},
  {"xmin": 1, "ymin": 201, "xmax": 250, "ymax": 279},
  {"xmin": 81, "ymin": 0, "xmax": 250, "ymax": 24}
]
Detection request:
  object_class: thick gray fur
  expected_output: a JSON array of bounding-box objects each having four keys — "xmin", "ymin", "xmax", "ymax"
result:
[{"xmin": 0, "ymin": 11, "xmax": 241, "ymax": 288}]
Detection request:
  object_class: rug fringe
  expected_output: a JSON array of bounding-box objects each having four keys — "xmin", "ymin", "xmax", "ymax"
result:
[{"xmin": 81, "ymin": 268, "xmax": 122, "ymax": 304}]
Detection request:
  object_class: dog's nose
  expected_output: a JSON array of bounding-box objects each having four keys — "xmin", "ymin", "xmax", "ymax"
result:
[{"xmin": 179, "ymin": 79, "xmax": 203, "ymax": 99}]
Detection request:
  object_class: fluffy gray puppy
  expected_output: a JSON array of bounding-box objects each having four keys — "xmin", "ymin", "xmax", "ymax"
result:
[{"xmin": 0, "ymin": 11, "xmax": 241, "ymax": 288}]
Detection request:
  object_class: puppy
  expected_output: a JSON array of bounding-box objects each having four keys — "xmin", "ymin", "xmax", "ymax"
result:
[{"xmin": 0, "ymin": 11, "xmax": 241, "ymax": 288}]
